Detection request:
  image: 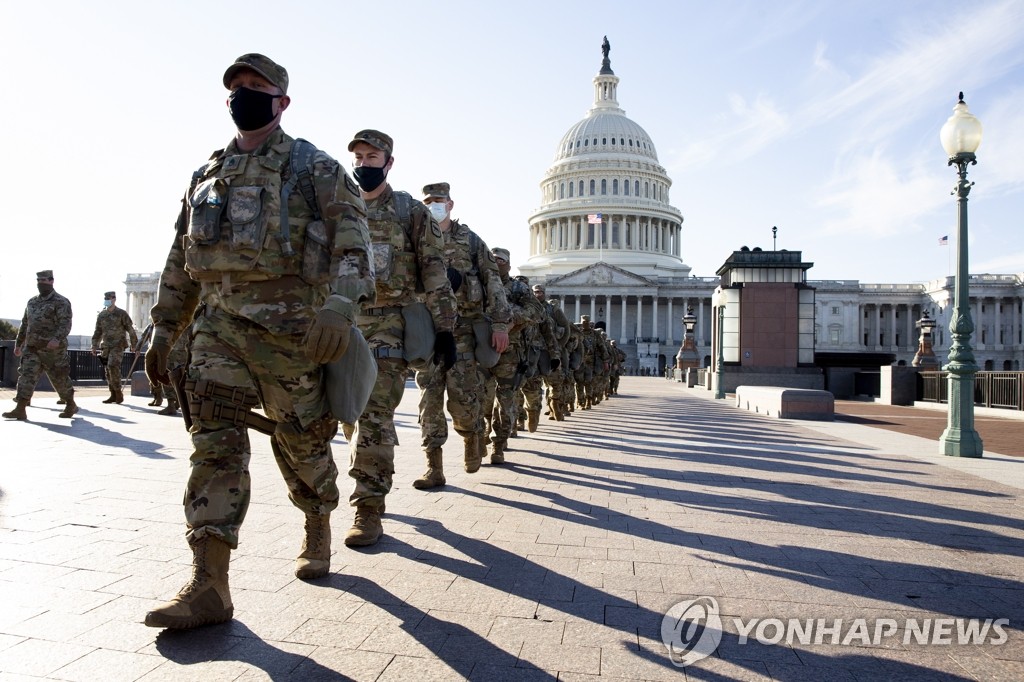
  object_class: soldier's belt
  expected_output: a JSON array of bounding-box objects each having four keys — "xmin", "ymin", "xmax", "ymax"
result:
[{"xmin": 361, "ymin": 305, "xmax": 403, "ymax": 317}]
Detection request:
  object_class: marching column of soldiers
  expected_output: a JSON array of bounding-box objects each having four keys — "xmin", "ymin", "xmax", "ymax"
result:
[{"xmin": 0, "ymin": 53, "xmax": 632, "ymax": 632}]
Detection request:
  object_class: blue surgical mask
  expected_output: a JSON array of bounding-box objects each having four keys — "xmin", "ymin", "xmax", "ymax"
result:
[
  {"xmin": 103, "ymin": 300, "xmax": 113, "ymax": 308},
  {"xmin": 428, "ymin": 202, "xmax": 448, "ymax": 222}
]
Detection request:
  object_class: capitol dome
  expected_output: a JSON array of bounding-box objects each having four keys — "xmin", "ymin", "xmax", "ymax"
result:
[{"xmin": 519, "ymin": 39, "xmax": 688, "ymax": 281}]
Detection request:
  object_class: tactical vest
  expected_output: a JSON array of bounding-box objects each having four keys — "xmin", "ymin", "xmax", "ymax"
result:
[
  {"xmin": 445, "ymin": 224, "xmax": 484, "ymax": 314},
  {"xmin": 366, "ymin": 190, "xmax": 421, "ymax": 304},
  {"xmin": 183, "ymin": 139, "xmax": 323, "ymax": 284}
]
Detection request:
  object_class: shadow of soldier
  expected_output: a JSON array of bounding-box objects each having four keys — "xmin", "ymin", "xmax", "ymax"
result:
[{"xmin": 154, "ymin": 621, "xmax": 360, "ymax": 681}]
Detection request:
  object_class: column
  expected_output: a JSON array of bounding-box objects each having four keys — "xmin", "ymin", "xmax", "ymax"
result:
[
  {"xmin": 875, "ymin": 305, "xmax": 882, "ymax": 348},
  {"xmin": 637, "ymin": 296, "xmax": 644, "ymax": 340},
  {"xmin": 974, "ymin": 298, "xmax": 983, "ymax": 348},
  {"xmin": 590, "ymin": 297, "xmax": 596, "ymax": 322},
  {"xmin": 697, "ymin": 298, "xmax": 704, "ymax": 347},
  {"xmin": 652, "ymin": 295, "xmax": 659, "ymax": 342},
  {"xmin": 574, "ymin": 296, "xmax": 580, "ymax": 324},
  {"xmin": 995, "ymin": 297, "xmax": 1002, "ymax": 347},
  {"xmin": 620, "ymin": 293, "xmax": 628, "ymax": 344},
  {"xmin": 890, "ymin": 305, "xmax": 897, "ymax": 351},
  {"xmin": 667, "ymin": 298, "xmax": 674, "ymax": 346}
]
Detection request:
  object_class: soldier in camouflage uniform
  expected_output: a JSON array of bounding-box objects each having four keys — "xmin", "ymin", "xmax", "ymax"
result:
[
  {"xmin": 345, "ymin": 130, "xmax": 457, "ymax": 544},
  {"xmin": 593, "ymin": 329, "xmax": 611, "ymax": 402},
  {"xmin": 415, "ymin": 183, "xmax": 510, "ymax": 482},
  {"xmin": 144, "ymin": 54, "xmax": 374, "ymax": 630},
  {"xmin": 3, "ymin": 270, "xmax": 78, "ymax": 420},
  {"xmin": 609, "ymin": 339, "xmax": 625, "ymax": 395},
  {"xmin": 517, "ymin": 281, "xmax": 559, "ymax": 432},
  {"xmin": 91, "ymin": 291, "xmax": 138, "ymax": 405},
  {"xmin": 574, "ymin": 315, "xmax": 597, "ymax": 409},
  {"xmin": 525, "ymin": 283, "xmax": 570, "ymax": 422},
  {"xmin": 482, "ymin": 249, "xmax": 546, "ymax": 462}
]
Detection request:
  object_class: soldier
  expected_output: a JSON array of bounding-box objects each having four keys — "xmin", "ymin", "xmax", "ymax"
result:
[
  {"xmin": 143, "ymin": 54, "xmax": 374, "ymax": 630},
  {"xmin": 574, "ymin": 315, "xmax": 597, "ymax": 409},
  {"xmin": 525, "ymin": 283, "xmax": 569, "ymax": 422},
  {"xmin": 608, "ymin": 339, "xmax": 626, "ymax": 395},
  {"xmin": 91, "ymin": 291, "xmax": 139, "ymax": 405},
  {"xmin": 345, "ymin": 129, "xmax": 456, "ymax": 545},
  {"xmin": 2, "ymin": 270, "xmax": 78, "ymax": 420},
  {"xmin": 482, "ymin": 249, "xmax": 546, "ymax": 462},
  {"xmin": 593, "ymin": 328, "xmax": 611, "ymax": 402},
  {"xmin": 414, "ymin": 183, "xmax": 510, "ymax": 485}
]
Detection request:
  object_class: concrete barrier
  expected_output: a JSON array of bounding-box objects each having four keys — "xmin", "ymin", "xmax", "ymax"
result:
[{"xmin": 735, "ymin": 385, "xmax": 834, "ymax": 421}]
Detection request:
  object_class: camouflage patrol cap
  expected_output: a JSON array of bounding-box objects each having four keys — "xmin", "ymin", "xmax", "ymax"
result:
[
  {"xmin": 348, "ymin": 129, "xmax": 393, "ymax": 155},
  {"xmin": 423, "ymin": 182, "xmax": 451, "ymax": 201},
  {"xmin": 580, "ymin": 314, "xmax": 590, "ymax": 322},
  {"xmin": 104, "ymin": 291, "xmax": 116, "ymax": 299},
  {"xmin": 532, "ymin": 283, "xmax": 546, "ymax": 293},
  {"xmin": 514, "ymin": 275, "xmax": 529, "ymax": 284},
  {"xmin": 223, "ymin": 53, "xmax": 289, "ymax": 94},
  {"xmin": 36, "ymin": 270, "xmax": 53, "ymax": 280},
  {"xmin": 491, "ymin": 247, "xmax": 510, "ymax": 263}
]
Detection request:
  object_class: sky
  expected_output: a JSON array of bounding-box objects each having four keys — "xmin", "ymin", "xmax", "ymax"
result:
[{"xmin": 2, "ymin": 0, "xmax": 1023, "ymax": 335}]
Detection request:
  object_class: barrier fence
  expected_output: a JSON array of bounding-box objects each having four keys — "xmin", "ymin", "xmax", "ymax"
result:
[{"xmin": 920, "ymin": 371, "xmax": 1024, "ymax": 411}]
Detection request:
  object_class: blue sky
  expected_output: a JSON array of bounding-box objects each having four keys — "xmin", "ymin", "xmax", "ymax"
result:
[{"xmin": 2, "ymin": 0, "xmax": 1022, "ymax": 335}]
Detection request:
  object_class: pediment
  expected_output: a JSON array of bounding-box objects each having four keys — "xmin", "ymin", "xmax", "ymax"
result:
[{"xmin": 546, "ymin": 262, "xmax": 655, "ymax": 287}]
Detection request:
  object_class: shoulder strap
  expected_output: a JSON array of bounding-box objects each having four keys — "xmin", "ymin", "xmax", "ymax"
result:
[
  {"xmin": 468, "ymin": 228, "xmax": 480, "ymax": 274},
  {"xmin": 391, "ymin": 190, "xmax": 413, "ymax": 243},
  {"xmin": 277, "ymin": 138, "xmax": 320, "ymax": 257}
]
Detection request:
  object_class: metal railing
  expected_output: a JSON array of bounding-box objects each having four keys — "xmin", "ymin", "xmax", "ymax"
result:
[{"xmin": 920, "ymin": 371, "xmax": 1024, "ymax": 411}]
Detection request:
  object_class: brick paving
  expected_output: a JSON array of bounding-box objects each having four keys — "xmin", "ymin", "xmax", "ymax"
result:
[{"xmin": 0, "ymin": 378, "xmax": 1021, "ymax": 680}]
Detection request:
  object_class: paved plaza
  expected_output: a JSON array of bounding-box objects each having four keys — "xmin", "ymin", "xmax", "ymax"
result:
[{"xmin": 0, "ymin": 377, "xmax": 1022, "ymax": 681}]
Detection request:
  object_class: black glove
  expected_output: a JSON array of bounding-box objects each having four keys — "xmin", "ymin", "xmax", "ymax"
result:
[
  {"xmin": 433, "ymin": 331, "xmax": 457, "ymax": 371},
  {"xmin": 446, "ymin": 267, "xmax": 463, "ymax": 293},
  {"xmin": 550, "ymin": 357, "xmax": 561, "ymax": 371},
  {"xmin": 145, "ymin": 339, "xmax": 171, "ymax": 386}
]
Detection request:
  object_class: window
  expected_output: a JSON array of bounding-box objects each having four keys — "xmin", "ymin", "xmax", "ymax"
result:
[
  {"xmin": 578, "ymin": 180, "xmax": 584, "ymax": 196},
  {"xmin": 644, "ymin": 182, "xmax": 649, "ymax": 198},
  {"xmin": 624, "ymin": 178, "xmax": 629, "ymax": 196},
  {"xmin": 584, "ymin": 139, "xmax": 589, "ymax": 147},
  {"xmin": 830, "ymin": 329, "xmax": 840, "ymax": 343},
  {"xmin": 634, "ymin": 180, "xmax": 640, "ymax": 196},
  {"xmin": 601, "ymin": 179, "xmax": 607, "ymax": 195},
  {"xmin": 602, "ymin": 137, "xmax": 607, "ymax": 145},
  {"xmin": 831, "ymin": 306, "xmax": 840, "ymax": 315},
  {"xmin": 589, "ymin": 179, "xmax": 595, "ymax": 195},
  {"xmin": 613, "ymin": 179, "xmax": 618, "ymax": 195},
  {"xmin": 568, "ymin": 182, "xmax": 574, "ymax": 198},
  {"xmin": 559, "ymin": 182, "xmax": 564, "ymax": 199}
]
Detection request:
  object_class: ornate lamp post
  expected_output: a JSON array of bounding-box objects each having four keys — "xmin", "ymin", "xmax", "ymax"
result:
[
  {"xmin": 676, "ymin": 307, "xmax": 699, "ymax": 371},
  {"xmin": 938, "ymin": 92, "xmax": 984, "ymax": 458},
  {"xmin": 912, "ymin": 311, "xmax": 939, "ymax": 369},
  {"xmin": 714, "ymin": 292, "xmax": 726, "ymax": 399}
]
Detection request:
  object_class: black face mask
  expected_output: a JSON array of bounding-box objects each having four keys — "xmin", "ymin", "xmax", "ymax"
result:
[
  {"xmin": 228, "ymin": 87, "xmax": 281, "ymax": 131},
  {"xmin": 353, "ymin": 165, "xmax": 387, "ymax": 192},
  {"xmin": 37, "ymin": 283, "xmax": 53, "ymax": 296}
]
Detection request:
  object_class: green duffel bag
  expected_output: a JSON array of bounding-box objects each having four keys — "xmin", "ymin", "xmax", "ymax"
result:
[
  {"xmin": 402, "ymin": 301, "xmax": 436, "ymax": 370},
  {"xmin": 324, "ymin": 326, "xmax": 378, "ymax": 424},
  {"xmin": 473, "ymin": 319, "xmax": 501, "ymax": 369}
]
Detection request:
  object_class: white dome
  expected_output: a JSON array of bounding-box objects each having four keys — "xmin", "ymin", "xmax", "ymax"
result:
[{"xmin": 556, "ymin": 111, "xmax": 658, "ymax": 162}]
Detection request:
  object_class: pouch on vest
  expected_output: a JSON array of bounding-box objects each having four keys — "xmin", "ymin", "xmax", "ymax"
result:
[
  {"xmin": 464, "ymin": 274, "xmax": 484, "ymax": 304},
  {"xmin": 473, "ymin": 319, "xmax": 500, "ymax": 369},
  {"xmin": 570, "ymin": 348, "xmax": 583, "ymax": 371},
  {"xmin": 188, "ymin": 178, "xmax": 226, "ymax": 244},
  {"xmin": 302, "ymin": 220, "xmax": 331, "ymax": 285},
  {"xmin": 324, "ymin": 326, "xmax": 377, "ymax": 424},
  {"xmin": 371, "ymin": 243, "xmax": 394, "ymax": 282},
  {"xmin": 402, "ymin": 302, "xmax": 435, "ymax": 369},
  {"xmin": 537, "ymin": 349, "xmax": 552, "ymax": 375},
  {"xmin": 226, "ymin": 185, "xmax": 269, "ymax": 251}
]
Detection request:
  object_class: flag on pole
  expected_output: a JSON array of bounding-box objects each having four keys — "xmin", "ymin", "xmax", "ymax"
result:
[
  {"xmin": 938, "ymin": 235, "xmax": 949, "ymax": 245},
  {"xmin": 587, "ymin": 213, "xmax": 602, "ymax": 224}
]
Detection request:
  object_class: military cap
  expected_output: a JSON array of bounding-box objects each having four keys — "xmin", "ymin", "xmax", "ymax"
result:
[
  {"xmin": 36, "ymin": 270, "xmax": 53, "ymax": 280},
  {"xmin": 532, "ymin": 283, "xmax": 546, "ymax": 292},
  {"xmin": 580, "ymin": 314, "xmax": 590, "ymax": 322},
  {"xmin": 348, "ymin": 129, "xmax": 393, "ymax": 155},
  {"xmin": 491, "ymin": 247, "xmax": 511, "ymax": 263},
  {"xmin": 223, "ymin": 53, "xmax": 289, "ymax": 94},
  {"xmin": 104, "ymin": 291, "xmax": 116, "ymax": 299},
  {"xmin": 422, "ymin": 182, "xmax": 451, "ymax": 201},
  {"xmin": 514, "ymin": 275, "xmax": 529, "ymax": 284}
]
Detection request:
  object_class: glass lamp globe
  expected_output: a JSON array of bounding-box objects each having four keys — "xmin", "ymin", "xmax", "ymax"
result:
[{"xmin": 940, "ymin": 92, "xmax": 983, "ymax": 158}]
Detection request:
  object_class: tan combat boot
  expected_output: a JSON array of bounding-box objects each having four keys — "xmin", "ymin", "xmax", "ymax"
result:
[
  {"xmin": 412, "ymin": 448, "xmax": 446, "ymax": 489},
  {"xmin": 2, "ymin": 399, "xmax": 28, "ymax": 421},
  {"xmin": 295, "ymin": 512, "xmax": 331, "ymax": 579},
  {"xmin": 344, "ymin": 505, "xmax": 383, "ymax": 547},
  {"xmin": 114, "ymin": 387, "xmax": 124, "ymax": 404},
  {"xmin": 490, "ymin": 438, "xmax": 506, "ymax": 465},
  {"xmin": 527, "ymin": 410, "xmax": 540, "ymax": 433},
  {"xmin": 464, "ymin": 434, "xmax": 482, "ymax": 473},
  {"xmin": 148, "ymin": 396, "xmax": 163, "ymax": 407},
  {"xmin": 342, "ymin": 423, "xmax": 355, "ymax": 440},
  {"xmin": 145, "ymin": 536, "xmax": 233, "ymax": 629},
  {"xmin": 102, "ymin": 388, "xmax": 117, "ymax": 404},
  {"xmin": 58, "ymin": 398, "xmax": 79, "ymax": 419}
]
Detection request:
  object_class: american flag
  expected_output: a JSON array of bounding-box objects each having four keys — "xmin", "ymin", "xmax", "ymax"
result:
[
  {"xmin": 939, "ymin": 235, "xmax": 949, "ymax": 246},
  {"xmin": 587, "ymin": 213, "xmax": 602, "ymax": 224}
]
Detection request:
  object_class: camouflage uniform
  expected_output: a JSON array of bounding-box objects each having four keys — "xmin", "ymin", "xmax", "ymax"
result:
[
  {"xmin": 609, "ymin": 341, "xmax": 626, "ymax": 395},
  {"xmin": 574, "ymin": 318, "xmax": 597, "ymax": 408},
  {"xmin": 416, "ymin": 191, "xmax": 510, "ymax": 470},
  {"xmin": 518, "ymin": 293, "xmax": 560, "ymax": 430},
  {"xmin": 150, "ymin": 125, "xmax": 373, "ymax": 551},
  {"xmin": 349, "ymin": 176, "xmax": 455, "ymax": 511},
  {"xmin": 11, "ymin": 275, "xmax": 74, "ymax": 406},
  {"xmin": 92, "ymin": 295, "xmax": 138, "ymax": 401},
  {"xmin": 483, "ymin": 255, "xmax": 546, "ymax": 455},
  {"xmin": 523, "ymin": 291, "xmax": 570, "ymax": 422}
]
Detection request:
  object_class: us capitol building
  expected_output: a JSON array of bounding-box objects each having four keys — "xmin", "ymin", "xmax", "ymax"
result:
[{"xmin": 126, "ymin": 40, "xmax": 1024, "ymax": 376}]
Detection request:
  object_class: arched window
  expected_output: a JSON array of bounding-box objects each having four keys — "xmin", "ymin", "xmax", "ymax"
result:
[
  {"xmin": 589, "ymin": 179, "xmax": 595, "ymax": 195},
  {"xmin": 624, "ymin": 178, "xmax": 629, "ymax": 196},
  {"xmin": 645, "ymin": 182, "xmax": 649, "ymax": 198},
  {"xmin": 568, "ymin": 182, "xmax": 574, "ymax": 198},
  {"xmin": 584, "ymin": 139, "xmax": 589, "ymax": 147},
  {"xmin": 601, "ymin": 179, "xmax": 607, "ymax": 195},
  {"xmin": 579, "ymin": 180, "xmax": 584, "ymax": 196},
  {"xmin": 602, "ymin": 137, "xmax": 607, "ymax": 145},
  {"xmin": 559, "ymin": 182, "xmax": 564, "ymax": 199},
  {"xmin": 612, "ymin": 179, "xmax": 619, "ymax": 195},
  {"xmin": 634, "ymin": 180, "xmax": 640, "ymax": 196},
  {"xmin": 628, "ymin": 139, "xmax": 633, "ymax": 147}
]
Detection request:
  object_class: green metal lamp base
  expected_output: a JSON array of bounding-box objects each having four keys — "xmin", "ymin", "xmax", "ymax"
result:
[{"xmin": 939, "ymin": 428, "xmax": 984, "ymax": 458}]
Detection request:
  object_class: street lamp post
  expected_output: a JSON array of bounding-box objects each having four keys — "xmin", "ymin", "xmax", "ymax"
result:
[
  {"xmin": 938, "ymin": 92, "xmax": 984, "ymax": 458},
  {"xmin": 714, "ymin": 296, "xmax": 726, "ymax": 399}
]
